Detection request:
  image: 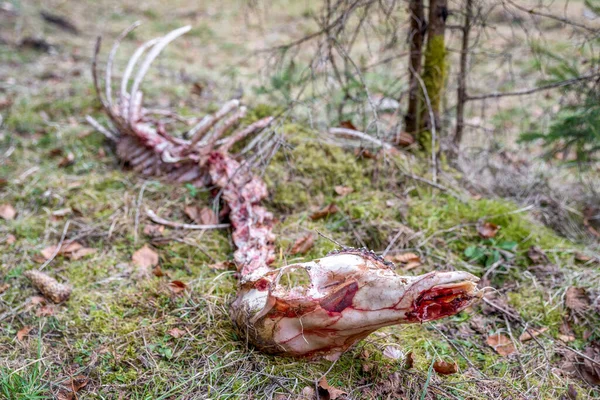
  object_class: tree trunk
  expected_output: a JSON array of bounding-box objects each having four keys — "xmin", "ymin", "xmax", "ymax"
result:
[
  {"xmin": 420, "ymin": 0, "xmax": 448, "ymax": 134},
  {"xmin": 454, "ymin": 0, "xmax": 473, "ymax": 150},
  {"xmin": 403, "ymin": 0, "xmax": 425, "ymax": 136}
]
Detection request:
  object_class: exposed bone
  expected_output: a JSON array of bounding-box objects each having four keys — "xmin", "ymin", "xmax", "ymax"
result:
[
  {"xmin": 106, "ymin": 21, "xmax": 141, "ymax": 108},
  {"xmin": 87, "ymin": 25, "xmax": 481, "ymax": 361}
]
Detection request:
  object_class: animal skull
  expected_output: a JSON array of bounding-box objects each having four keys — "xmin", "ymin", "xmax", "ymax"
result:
[{"xmin": 231, "ymin": 249, "xmax": 482, "ymax": 360}]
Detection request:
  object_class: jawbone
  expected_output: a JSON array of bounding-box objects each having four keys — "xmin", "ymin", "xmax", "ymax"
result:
[{"xmin": 230, "ymin": 248, "xmax": 482, "ymax": 360}]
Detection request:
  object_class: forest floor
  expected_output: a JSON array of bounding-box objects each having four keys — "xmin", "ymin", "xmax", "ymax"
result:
[{"xmin": 1, "ymin": 0, "xmax": 599, "ymax": 399}]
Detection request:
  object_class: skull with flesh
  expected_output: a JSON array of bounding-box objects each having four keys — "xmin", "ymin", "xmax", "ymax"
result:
[{"xmin": 230, "ymin": 248, "xmax": 482, "ymax": 360}]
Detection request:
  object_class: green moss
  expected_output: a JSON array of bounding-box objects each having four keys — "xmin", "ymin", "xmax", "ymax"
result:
[{"xmin": 421, "ymin": 35, "xmax": 447, "ymax": 114}]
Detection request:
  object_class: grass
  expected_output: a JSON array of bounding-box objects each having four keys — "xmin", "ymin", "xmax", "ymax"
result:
[{"xmin": 1, "ymin": 0, "xmax": 600, "ymax": 398}]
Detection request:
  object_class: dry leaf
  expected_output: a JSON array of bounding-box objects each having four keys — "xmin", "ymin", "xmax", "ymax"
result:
[
  {"xmin": 334, "ymin": 186, "xmax": 353, "ymax": 197},
  {"xmin": 16, "ymin": 326, "xmax": 33, "ymax": 341},
  {"xmin": 519, "ymin": 327, "xmax": 548, "ymax": 342},
  {"xmin": 301, "ymin": 386, "xmax": 316, "ymax": 399},
  {"xmin": 6, "ymin": 234, "xmax": 16, "ymax": 244},
  {"xmin": 40, "ymin": 241, "xmax": 83, "ymax": 260},
  {"xmin": 0, "ymin": 203, "xmax": 16, "ymax": 220},
  {"xmin": 318, "ymin": 376, "xmax": 347, "ymax": 400},
  {"xmin": 385, "ymin": 252, "xmax": 421, "ymax": 264},
  {"xmin": 70, "ymin": 375, "xmax": 89, "ymax": 393},
  {"xmin": 527, "ymin": 246, "xmax": 549, "ymax": 264},
  {"xmin": 404, "ymin": 352, "xmax": 415, "ymax": 369},
  {"xmin": 478, "ymin": 221, "xmax": 499, "ymax": 238},
  {"xmin": 433, "ymin": 360, "xmax": 458, "ymax": 375},
  {"xmin": 36, "ymin": 305, "xmax": 56, "ymax": 316},
  {"xmin": 396, "ymin": 131, "xmax": 415, "ymax": 146},
  {"xmin": 185, "ymin": 205, "xmax": 217, "ymax": 225},
  {"xmin": 58, "ymin": 152, "xmax": 75, "ymax": 167},
  {"xmin": 339, "ymin": 120, "xmax": 357, "ymax": 130},
  {"xmin": 0, "ymin": 283, "xmax": 9, "ymax": 294},
  {"xmin": 68, "ymin": 247, "xmax": 97, "ymax": 260},
  {"xmin": 565, "ymin": 286, "xmax": 590, "ymax": 313},
  {"xmin": 152, "ymin": 265, "xmax": 165, "ymax": 277},
  {"xmin": 310, "ymin": 203, "xmax": 339, "ymax": 220},
  {"xmin": 168, "ymin": 328, "xmax": 186, "ymax": 338},
  {"xmin": 486, "ymin": 333, "xmax": 517, "ymax": 356},
  {"xmin": 209, "ymin": 261, "xmax": 235, "ymax": 270},
  {"xmin": 574, "ymin": 252, "xmax": 592, "ymax": 262},
  {"xmin": 143, "ymin": 224, "xmax": 165, "ymax": 237},
  {"xmin": 290, "ymin": 234, "xmax": 315, "ymax": 255},
  {"xmin": 132, "ymin": 245, "xmax": 159, "ymax": 270},
  {"xmin": 168, "ymin": 280, "xmax": 187, "ymax": 294},
  {"xmin": 30, "ymin": 295, "xmax": 47, "ymax": 305},
  {"xmin": 382, "ymin": 346, "xmax": 403, "ymax": 360},
  {"xmin": 558, "ymin": 334, "xmax": 576, "ymax": 342}
]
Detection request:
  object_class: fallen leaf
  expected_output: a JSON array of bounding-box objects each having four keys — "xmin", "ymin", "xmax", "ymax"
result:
[
  {"xmin": 334, "ymin": 186, "xmax": 353, "ymax": 197},
  {"xmin": 382, "ymin": 346, "xmax": 403, "ymax": 360},
  {"xmin": 168, "ymin": 280, "xmax": 187, "ymax": 294},
  {"xmin": 565, "ymin": 286, "xmax": 590, "ymax": 313},
  {"xmin": 486, "ymin": 333, "xmax": 517, "ymax": 356},
  {"xmin": 58, "ymin": 152, "xmax": 75, "ymax": 167},
  {"xmin": 310, "ymin": 203, "xmax": 339, "ymax": 220},
  {"xmin": 396, "ymin": 131, "xmax": 415, "ymax": 147},
  {"xmin": 385, "ymin": 252, "xmax": 421, "ymax": 264},
  {"xmin": 301, "ymin": 386, "xmax": 316, "ymax": 399},
  {"xmin": 168, "ymin": 328, "xmax": 186, "ymax": 338},
  {"xmin": 209, "ymin": 261, "xmax": 235, "ymax": 270},
  {"xmin": 69, "ymin": 375, "xmax": 89, "ymax": 392},
  {"xmin": 0, "ymin": 203, "xmax": 16, "ymax": 220},
  {"xmin": 143, "ymin": 224, "xmax": 165, "ymax": 237},
  {"xmin": 433, "ymin": 360, "xmax": 458, "ymax": 375},
  {"xmin": 30, "ymin": 296, "xmax": 47, "ymax": 305},
  {"xmin": 67, "ymin": 247, "xmax": 97, "ymax": 260},
  {"xmin": 36, "ymin": 305, "xmax": 55, "ymax": 316},
  {"xmin": 16, "ymin": 326, "xmax": 33, "ymax": 341},
  {"xmin": 185, "ymin": 205, "xmax": 218, "ymax": 225},
  {"xmin": 40, "ymin": 241, "xmax": 83, "ymax": 260},
  {"xmin": 477, "ymin": 221, "xmax": 499, "ymax": 238},
  {"xmin": 574, "ymin": 252, "xmax": 592, "ymax": 262},
  {"xmin": 519, "ymin": 327, "xmax": 548, "ymax": 342},
  {"xmin": 0, "ymin": 283, "xmax": 9, "ymax": 294},
  {"xmin": 132, "ymin": 245, "xmax": 159, "ymax": 270},
  {"xmin": 527, "ymin": 246, "xmax": 549, "ymax": 264},
  {"xmin": 404, "ymin": 351, "xmax": 414, "ymax": 369},
  {"xmin": 558, "ymin": 334, "xmax": 576, "ymax": 342},
  {"xmin": 6, "ymin": 234, "xmax": 16, "ymax": 244},
  {"xmin": 191, "ymin": 82, "xmax": 204, "ymax": 96},
  {"xmin": 318, "ymin": 376, "xmax": 347, "ymax": 400},
  {"xmin": 152, "ymin": 265, "xmax": 165, "ymax": 277},
  {"xmin": 290, "ymin": 234, "xmax": 315, "ymax": 255},
  {"xmin": 339, "ymin": 120, "xmax": 357, "ymax": 130},
  {"xmin": 354, "ymin": 148, "xmax": 377, "ymax": 159}
]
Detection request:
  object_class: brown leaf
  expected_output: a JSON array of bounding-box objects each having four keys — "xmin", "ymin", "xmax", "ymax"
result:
[
  {"xmin": 433, "ymin": 360, "xmax": 458, "ymax": 375},
  {"xmin": 208, "ymin": 261, "xmax": 235, "ymax": 270},
  {"xmin": 152, "ymin": 265, "xmax": 165, "ymax": 277},
  {"xmin": 310, "ymin": 203, "xmax": 339, "ymax": 220},
  {"xmin": 382, "ymin": 346, "xmax": 403, "ymax": 360},
  {"xmin": 67, "ymin": 247, "xmax": 97, "ymax": 261},
  {"xmin": 30, "ymin": 296, "xmax": 47, "ymax": 305},
  {"xmin": 334, "ymin": 186, "xmax": 353, "ymax": 197},
  {"xmin": 191, "ymin": 82, "xmax": 204, "ymax": 96},
  {"xmin": 404, "ymin": 351, "xmax": 414, "ymax": 369},
  {"xmin": 70, "ymin": 375, "xmax": 89, "ymax": 392},
  {"xmin": 558, "ymin": 334, "xmax": 576, "ymax": 342},
  {"xmin": 0, "ymin": 203, "xmax": 16, "ymax": 220},
  {"xmin": 168, "ymin": 328, "xmax": 186, "ymax": 338},
  {"xmin": 478, "ymin": 221, "xmax": 499, "ymax": 238},
  {"xmin": 486, "ymin": 333, "xmax": 516, "ymax": 356},
  {"xmin": 565, "ymin": 286, "xmax": 590, "ymax": 313},
  {"xmin": 132, "ymin": 245, "xmax": 159, "ymax": 270},
  {"xmin": 290, "ymin": 234, "xmax": 315, "ymax": 255},
  {"xmin": 318, "ymin": 376, "xmax": 347, "ymax": 400},
  {"xmin": 385, "ymin": 252, "xmax": 421, "ymax": 264},
  {"xmin": 36, "ymin": 305, "xmax": 55, "ymax": 316},
  {"xmin": 0, "ymin": 283, "xmax": 9, "ymax": 294},
  {"xmin": 40, "ymin": 241, "xmax": 83, "ymax": 260},
  {"xmin": 527, "ymin": 246, "xmax": 549, "ymax": 264},
  {"xmin": 185, "ymin": 205, "xmax": 218, "ymax": 225},
  {"xmin": 574, "ymin": 252, "xmax": 593, "ymax": 262},
  {"xmin": 16, "ymin": 326, "xmax": 33, "ymax": 341},
  {"xmin": 58, "ymin": 152, "xmax": 75, "ymax": 167},
  {"xmin": 339, "ymin": 120, "xmax": 357, "ymax": 130},
  {"xmin": 6, "ymin": 234, "xmax": 16, "ymax": 244},
  {"xmin": 396, "ymin": 131, "xmax": 415, "ymax": 146},
  {"xmin": 143, "ymin": 224, "xmax": 165, "ymax": 237},
  {"xmin": 168, "ymin": 280, "xmax": 187, "ymax": 294},
  {"xmin": 519, "ymin": 327, "xmax": 548, "ymax": 342}
]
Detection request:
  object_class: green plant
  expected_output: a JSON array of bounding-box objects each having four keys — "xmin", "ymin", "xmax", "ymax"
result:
[{"xmin": 464, "ymin": 239, "xmax": 517, "ymax": 267}]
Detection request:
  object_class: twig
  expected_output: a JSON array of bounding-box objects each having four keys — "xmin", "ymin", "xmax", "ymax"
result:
[
  {"xmin": 40, "ymin": 220, "xmax": 71, "ymax": 271},
  {"xmin": 411, "ymin": 67, "xmax": 437, "ymax": 183},
  {"xmin": 328, "ymin": 127, "xmax": 393, "ymax": 150},
  {"xmin": 85, "ymin": 115, "xmax": 118, "ymax": 141},
  {"xmin": 404, "ymin": 172, "xmax": 449, "ymax": 192},
  {"xmin": 146, "ymin": 209, "xmax": 229, "ymax": 230},
  {"xmin": 467, "ymin": 73, "xmax": 600, "ymax": 101},
  {"xmin": 315, "ymin": 229, "xmax": 346, "ymax": 249},
  {"xmin": 505, "ymin": 0, "xmax": 598, "ymax": 33}
]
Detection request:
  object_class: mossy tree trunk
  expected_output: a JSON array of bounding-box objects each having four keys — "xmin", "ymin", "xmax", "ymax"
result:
[
  {"xmin": 404, "ymin": 0, "xmax": 426, "ymax": 137},
  {"xmin": 419, "ymin": 0, "xmax": 448, "ymax": 145}
]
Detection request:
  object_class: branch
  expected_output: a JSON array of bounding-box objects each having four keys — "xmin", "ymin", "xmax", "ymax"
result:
[
  {"xmin": 146, "ymin": 209, "xmax": 230, "ymax": 230},
  {"xmin": 504, "ymin": 0, "xmax": 598, "ymax": 33},
  {"xmin": 466, "ymin": 73, "xmax": 600, "ymax": 101}
]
